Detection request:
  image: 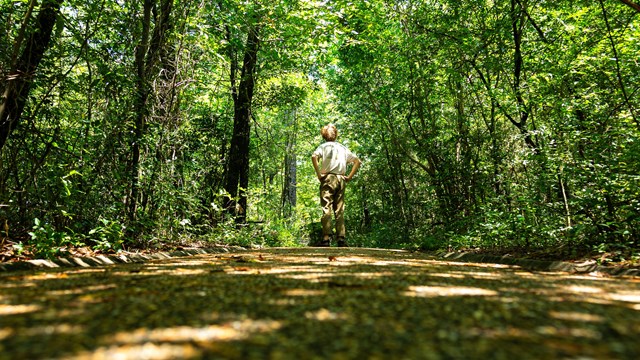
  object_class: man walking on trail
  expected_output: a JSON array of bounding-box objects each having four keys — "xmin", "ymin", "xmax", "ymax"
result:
[{"xmin": 311, "ymin": 124, "xmax": 361, "ymax": 247}]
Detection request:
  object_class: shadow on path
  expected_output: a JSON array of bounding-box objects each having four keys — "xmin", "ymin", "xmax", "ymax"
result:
[{"xmin": 1, "ymin": 248, "xmax": 639, "ymax": 359}]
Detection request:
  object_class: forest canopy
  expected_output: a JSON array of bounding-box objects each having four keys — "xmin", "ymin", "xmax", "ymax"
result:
[{"xmin": 1, "ymin": 0, "xmax": 639, "ymax": 261}]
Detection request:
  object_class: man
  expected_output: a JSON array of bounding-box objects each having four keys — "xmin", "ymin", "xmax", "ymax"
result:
[{"xmin": 311, "ymin": 123, "xmax": 361, "ymax": 247}]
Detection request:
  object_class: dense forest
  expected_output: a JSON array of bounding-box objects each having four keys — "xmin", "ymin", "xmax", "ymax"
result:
[{"xmin": 1, "ymin": 0, "xmax": 639, "ymax": 260}]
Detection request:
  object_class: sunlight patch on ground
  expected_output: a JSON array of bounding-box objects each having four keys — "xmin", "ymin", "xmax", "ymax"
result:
[
  {"xmin": 0, "ymin": 328, "xmax": 12, "ymax": 341},
  {"xmin": 572, "ymin": 297, "xmax": 618, "ymax": 307},
  {"xmin": 149, "ymin": 259, "xmax": 216, "ymax": 267},
  {"xmin": 6, "ymin": 272, "xmax": 67, "ymax": 281},
  {"xmin": 468, "ymin": 324, "xmax": 602, "ymax": 341},
  {"xmin": 269, "ymin": 298, "xmax": 300, "ymax": 306},
  {"xmin": 109, "ymin": 267, "xmax": 209, "ymax": 277},
  {"xmin": 68, "ymin": 342, "xmax": 201, "ymax": 360},
  {"xmin": 549, "ymin": 311, "xmax": 605, "ymax": 323},
  {"xmin": 305, "ymin": 308, "xmax": 348, "ymax": 321},
  {"xmin": 465, "ymin": 326, "xmax": 529, "ymax": 339},
  {"xmin": 0, "ymin": 281, "xmax": 37, "ymax": 288},
  {"xmin": 349, "ymin": 271, "xmax": 396, "ymax": 279},
  {"xmin": 400, "ymin": 260, "xmax": 449, "ymax": 268},
  {"xmin": 608, "ymin": 291, "xmax": 640, "ymax": 303},
  {"xmin": 562, "ymin": 285, "xmax": 604, "ymax": 294},
  {"xmin": 146, "ymin": 268, "xmax": 210, "ymax": 276},
  {"xmin": 107, "ymin": 320, "xmax": 282, "ymax": 344},
  {"xmin": 282, "ymin": 288, "xmax": 327, "ymax": 297},
  {"xmin": 277, "ymin": 271, "xmax": 339, "ymax": 282},
  {"xmin": 71, "ymin": 268, "xmax": 110, "ymax": 273},
  {"xmin": 466, "ymin": 271, "xmax": 508, "ymax": 279},
  {"xmin": 535, "ymin": 325, "xmax": 602, "ymax": 339},
  {"xmin": 428, "ymin": 273, "xmax": 467, "ymax": 279},
  {"xmin": 364, "ymin": 260, "xmax": 416, "ymax": 267},
  {"xmin": 404, "ymin": 286, "xmax": 498, "ymax": 297},
  {"xmin": 258, "ymin": 265, "xmax": 321, "ymax": 274},
  {"xmin": 47, "ymin": 284, "xmax": 117, "ymax": 296},
  {"xmin": 446, "ymin": 271, "xmax": 507, "ymax": 280},
  {"xmin": 348, "ymin": 257, "xmax": 410, "ymax": 267},
  {"xmin": 496, "ymin": 296, "xmax": 519, "ymax": 304},
  {"xmin": 57, "ymin": 307, "xmax": 89, "ymax": 318},
  {"xmin": 560, "ymin": 274, "xmax": 618, "ymax": 282},
  {"xmin": 442, "ymin": 261, "xmax": 514, "ymax": 269},
  {"xmin": 512, "ymin": 271, "xmax": 541, "ymax": 278},
  {"xmin": 0, "ymin": 304, "xmax": 41, "ymax": 315},
  {"xmin": 72, "ymin": 319, "xmax": 285, "ymax": 359},
  {"xmin": 310, "ymin": 255, "xmax": 439, "ymax": 269},
  {"xmin": 21, "ymin": 323, "xmax": 84, "ymax": 337}
]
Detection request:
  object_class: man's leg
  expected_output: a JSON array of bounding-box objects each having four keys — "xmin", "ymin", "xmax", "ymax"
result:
[
  {"xmin": 334, "ymin": 176, "xmax": 346, "ymax": 242},
  {"xmin": 320, "ymin": 175, "xmax": 338, "ymax": 245}
]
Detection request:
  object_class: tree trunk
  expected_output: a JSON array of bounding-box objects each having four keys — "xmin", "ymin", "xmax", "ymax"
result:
[
  {"xmin": 128, "ymin": 0, "xmax": 153, "ymax": 221},
  {"xmin": 281, "ymin": 109, "xmax": 297, "ymax": 218},
  {"xmin": 509, "ymin": 0, "xmax": 538, "ymax": 153},
  {"xmin": 127, "ymin": 0, "xmax": 174, "ymax": 221},
  {"xmin": 0, "ymin": 0, "xmax": 64, "ymax": 152},
  {"xmin": 224, "ymin": 23, "xmax": 260, "ymax": 224}
]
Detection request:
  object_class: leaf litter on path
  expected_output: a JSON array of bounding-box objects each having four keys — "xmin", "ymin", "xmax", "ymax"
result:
[{"xmin": 0, "ymin": 247, "xmax": 639, "ymax": 359}]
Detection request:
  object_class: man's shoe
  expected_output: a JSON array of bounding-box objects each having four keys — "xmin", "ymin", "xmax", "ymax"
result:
[{"xmin": 318, "ymin": 239, "xmax": 331, "ymax": 247}]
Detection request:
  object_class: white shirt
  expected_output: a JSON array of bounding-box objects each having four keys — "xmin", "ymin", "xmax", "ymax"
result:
[{"xmin": 313, "ymin": 141, "xmax": 358, "ymax": 175}]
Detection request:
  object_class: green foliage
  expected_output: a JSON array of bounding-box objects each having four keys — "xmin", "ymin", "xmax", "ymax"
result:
[
  {"xmin": 201, "ymin": 216, "xmax": 306, "ymax": 249},
  {"xmin": 88, "ymin": 218, "xmax": 125, "ymax": 252},
  {"xmin": 1, "ymin": 0, "xmax": 639, "ymax": 260},
  {"xmin": 28, "ymin": 218, "xmax": 79, "ymax": 259}
]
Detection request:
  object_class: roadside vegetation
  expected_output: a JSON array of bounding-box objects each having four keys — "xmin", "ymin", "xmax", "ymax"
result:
[{"xmin": 1, "ymin": 0, "xmax": 639, "ymax": 266}]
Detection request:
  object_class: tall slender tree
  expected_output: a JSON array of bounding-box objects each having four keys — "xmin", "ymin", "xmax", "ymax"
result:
[
  {"xmin": 281, "ymin": 108, "xmax": 297, "ymax": 218},
  {"xmin": 127, "ymin": 0, "xmax": 174, "ymax": 221},
  {"xmin": 223, "ymin": 20, "xmax": 261, "ymax": 223}
]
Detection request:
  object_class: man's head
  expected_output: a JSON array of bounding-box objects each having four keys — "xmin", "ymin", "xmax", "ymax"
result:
[{"xmin": 321, "ymin": 123, "xmax": 338, "ymax": 142}]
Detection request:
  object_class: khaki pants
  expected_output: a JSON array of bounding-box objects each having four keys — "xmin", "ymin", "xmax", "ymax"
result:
[{"xmin": 320, "ymin": 174, "xmax": 346, "ymax": 238}]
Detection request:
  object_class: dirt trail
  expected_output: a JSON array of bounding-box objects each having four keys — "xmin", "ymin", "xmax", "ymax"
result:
[{"xmin": 1, "ymin": 247, "xmax": 639, "ymax": 359}]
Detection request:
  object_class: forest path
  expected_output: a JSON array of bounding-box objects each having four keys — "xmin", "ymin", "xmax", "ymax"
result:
[{"xmin": 1, "ymin": 247, "xmax": 639, "ymax": 359}]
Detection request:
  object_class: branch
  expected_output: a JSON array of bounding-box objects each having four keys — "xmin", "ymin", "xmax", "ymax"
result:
[
  {"xmin": 515, "ymin": 0, "xmax": 550, "ymax": 43},
  {"xmin": 599, "ymin": 0, "xmax": 639, "ymax": 127},
  {"xmin": 10, "ymin": 0, "xmax": 38, "ymax": 69},
  {"xmin": 618, "ymin": 0, "xmax": 640, "ymax": 13}
]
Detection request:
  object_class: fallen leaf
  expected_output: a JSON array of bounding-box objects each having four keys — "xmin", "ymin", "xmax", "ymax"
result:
[{"xmin": 328, "ymin": 256, "xmax": 337, "ymax": 262}]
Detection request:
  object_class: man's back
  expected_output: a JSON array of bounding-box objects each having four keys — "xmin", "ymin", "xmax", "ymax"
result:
[{"xmin": 313, "ymin": 141, "xmax": 357, "ymax": 175}]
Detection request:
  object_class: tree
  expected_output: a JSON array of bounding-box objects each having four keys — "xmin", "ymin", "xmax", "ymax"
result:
[
  {"xmin": 127, "ymin": 0, "xmax": 175, "ymax": 222},
  {"xmin": 281, "ymin": 108, "xmax": 297, "ymax": 218},
  {"xmin": 223, "ymin": 18, "xmax": 261, "ymax": 224},
  {"xmin": 0, "ymin": 0, "xmax": 64, "ymax": 152}
]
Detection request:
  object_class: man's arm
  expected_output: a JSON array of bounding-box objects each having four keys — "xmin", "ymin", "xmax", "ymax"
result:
[
  {"xmin": 311, "ymin": 154, "xmax": 325, "ymax": 181},
  {"xmin": 345, "ymin": 158, "xmax": 361, "ymax": 182}
]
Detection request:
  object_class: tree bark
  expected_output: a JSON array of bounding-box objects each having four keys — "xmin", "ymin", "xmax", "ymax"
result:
[
  {"xmin": 618, "ymin": 0, "xmax": 640, "ymax": 13},
  {"xmin": 128, "ymin": 0, "xmax": 153, "ymax": 221},
  {"xmin": 509, "ymin": 0, "xmax": 538, "ymax": 153},
  {"xmin": 281, "ymin": 109, "xmax": 297, "ymax": 218},
  {"xmin": 224, "ymin": 24, "xmax": 261, "ymax": 224},
  {"xmin": 0, "ymin": 0, "xmax": 64, "ymax": 152}
]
